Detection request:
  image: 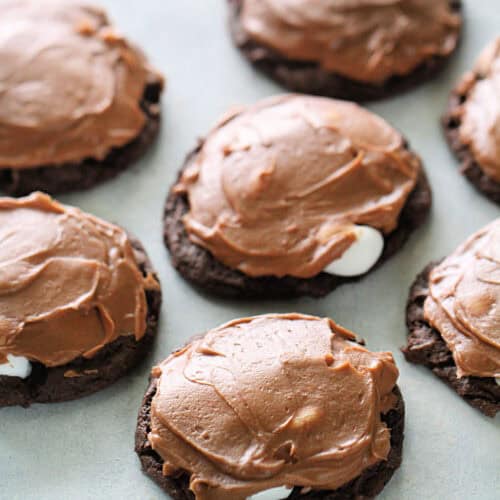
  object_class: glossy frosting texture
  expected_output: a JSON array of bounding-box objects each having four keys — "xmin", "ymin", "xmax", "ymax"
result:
[
  {"xmin": 0, "ymin": 192, "xmax": 154, "ymax": 368},
  {"xmin": 176, "ymin": 95, "xmax": 420, "ymax": 278},
  {"xmin": 459, "ymin": 38, "xmax": 500, "ymax": 182},
  {"xmin": 239, "ymin": 0, "xmax": 461, "ymax": 84},
  {"xmin": 424, "ymin": 219, "xmax": 500, "ymax": 378},
  {"xmin": 0, "ymin": 0, "xmax": 161, "ymax": 168},
  {"xmin": 148, "ymin": 314, "xmax": 399, "ymax": 500}
]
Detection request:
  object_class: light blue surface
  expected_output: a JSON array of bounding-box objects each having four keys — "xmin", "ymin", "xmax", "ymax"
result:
[{"xmin": 1, "ymin": 1, "xmax": 499, "ymax": 499}]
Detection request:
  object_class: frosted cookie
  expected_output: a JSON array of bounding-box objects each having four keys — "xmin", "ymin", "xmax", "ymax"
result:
[
  {"xmin": 228, "ymin": 0, "xmax": 462, "ymax": 101},
  {"xmin": 443, "ymin": 37, "xmax": 500, "ymax": 205},
  {"xmin": 136, "ymin": 313, "xmax": 404, "ymax": 499},
  {"xmin": 0, "ymin": 0, "xmax": 163, "ymax": 195},
  {"xmin": 0, "ymin": 192, "xmax": 162, "ymax": 407},
  {"xmin": 403, "ymin": 219, "xmax": 500, "ymax": 417},
  {"xmin": 164, "ymin": 95, "xmax": 431, "ymax": 298}
]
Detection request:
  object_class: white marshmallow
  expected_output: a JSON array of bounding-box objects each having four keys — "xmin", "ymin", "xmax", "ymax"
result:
[
  {"xmin": 324, "ymin": 225, "xmax": 384, "ymax": 277},
  {"xmin": 250, "ymin": 487, "xmax": 292, "ymax": 500},
  {"xmin": 0, "ymin": 354, "xmax": 32, "ymax": 379}
]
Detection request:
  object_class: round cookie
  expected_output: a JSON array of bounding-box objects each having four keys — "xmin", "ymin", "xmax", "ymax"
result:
[
  {"xmin": 0, "ymin": 0, "xmax": 164, "ymax": 196},
  {"xmin": 0, "ymin": 192, "xmax": 162, "ymax": 407},
  {"xmin": 402, "ymin": 220, "xmax": 500, "ymax": 418},
  {"xmin": 443, "ymin": 37, "xmax": 500, "ymax": 205},
  {"xmin": 135, "ymin": 314, "xmax": 405, "ymax": 500},
  {"xmin": 164, "ymin": 95, "xmax": 431, "ymax": 299},
  {"xmin": 228, "ymin": 0, "xmax": 462, "ymax": 101}
]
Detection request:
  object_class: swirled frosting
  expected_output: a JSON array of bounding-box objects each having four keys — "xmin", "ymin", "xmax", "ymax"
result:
[
  {"xmin": 0, "ymin": 0, "xmax": 162, "ymax": 169},
  {"xmin": 424, "ymin": 219, "xmax": 500, "ymax": 378},
  {"xmin": 176, "ymin": 95, "xmax": 421, "ymax": 278},
  {"xmin": 238, "ymin": 0, "xmax": 461, "ymax": 84},
  {"xmin": 0, "ymin": 192, "xmax": 157, "ymax": 368},
  {"xmin": 457, "ymin": 38, "xmax": 500, "ymax": 183},
  {"xmin": 148, "ymin": 313, "xmax": 399, "ymax": 500}
]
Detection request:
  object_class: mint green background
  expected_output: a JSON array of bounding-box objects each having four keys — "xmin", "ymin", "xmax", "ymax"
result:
[{"xmin": 1, "ymin": 1, "xmax": 499, "ymax": 499}]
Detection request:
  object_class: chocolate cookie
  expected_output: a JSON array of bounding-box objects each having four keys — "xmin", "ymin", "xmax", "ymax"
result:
[
  {"xmin": 0, "ymin": 239, "xmax": 161, "ymax": 408},
  {"xmin": 0, "ymin": 82, "xmax": 162, "ymax": 197},
  {"xmin": 164, "ymin": 96, "xmax": 431, "ymax": 299},
  {"xmin": 0, "ymin": 0, "xmax": 163, "ymax": 196},
  {"xmin": 229, "ymin": 0, "xmax": 462, "ymax": 101},
  {"xmin": 443, "ymin": 38, "xmax": 500, "ymax": 205},
  {"xmin": 402, "ymin": 220, "xmax": 500, "ymax": 418},
  {"xmin": 136, "ymin": 381, "xmax": 404, "ymax": 500},
  {"xmin": 403, "ymin": 264, "xmax": 500, "ymax": 417},
  {"xmin": 165, "ymin": 167, "xmax": 430, "ymax": 299},
  {"xmin": 135, "ymin": 314, "xmax": 405, "ymax": 499},
  {"xmin": 0, "ymin": 194, "xmax": 162, "ymax": 408}
]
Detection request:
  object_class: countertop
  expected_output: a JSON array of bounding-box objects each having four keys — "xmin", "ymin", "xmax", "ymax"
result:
[{"xmin": 1, "ymin": 1, "xmax": 499, "ymax": 499}]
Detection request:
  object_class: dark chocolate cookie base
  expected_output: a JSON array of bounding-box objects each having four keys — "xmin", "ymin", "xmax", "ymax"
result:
[
  {"xmin": 402, "ymin": 262, "xmax": 500, "ymax": 417},
  {"xmin": 135, "ymin": 380, "xmax": 404, "ymax": 500},
  {"xmin": 163, "ymin": 146, "xmax": 432, "ymax": 299},
  {"xmin": 228, "ymin": 0, "xmax": 462, "ymax": 102},
  {"xmin": 0, "ymin": 237, "xmax": 162, "ymax": 408},
  {"xmin": 0, "ymin": 78, "xmax": 163, "ymax": 197},
  {"xmin": 442, "ymin": 78, "xmax": 500, "ymax": 205}
]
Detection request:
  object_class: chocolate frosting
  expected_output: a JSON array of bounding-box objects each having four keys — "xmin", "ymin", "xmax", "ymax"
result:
[
  {"xmin": 0, "ymin": 0, "xmax": 162, "ymax": 168},
  {"xmin": 458, "ymin": 37, "xmax": 500, "ymax": 183},
  {"xmin": 424, "ymin": 219, "xmax": 500, "ymax": 378},
  {"xmin": 0, "ymin": 192, "xmax": 158, "ymax": 368},
  {"xmin": 239, "ymin": 0, "xmax": 461, "ymax": 84},
  {"xmin": 176, "ymin": 95, "xmax": 420, "ymax": 278},
  {"xmin": 148, "ymin": 313, "xmax": 399, "ymax": 500}
]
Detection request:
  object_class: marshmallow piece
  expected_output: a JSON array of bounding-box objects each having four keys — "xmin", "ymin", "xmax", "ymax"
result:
[
  {"xmin": 250, "ymin": 487, "xmax": 292, "ymax": 500},
  {"xmin": 290, "ymin": 405, "xmax": 322, "ymax": 428},
  {"xmin": 0, "ymin": 354, "xmax": 32, "ymax": 379},
  {"xmin": 324, "ymin": 225, "xmax": 384, "ymax": 277}
]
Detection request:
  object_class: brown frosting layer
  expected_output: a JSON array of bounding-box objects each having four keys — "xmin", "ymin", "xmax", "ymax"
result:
[
  {"xmin": 176, "ymin": 95, "xmax": 420, "ymax": 278},
  {"xmin": 424, "ymin": 219, "xmax": 500, "ymax": 378},
  {"xmin": 458, "ymin": 38, "xmax": 500, "ymax": 183},
  {"xmin": 148, "ymin": 313, "xmax": 399, "ymax": 500},
  {"xmin": 0, "ymin": 192, "xmax": 157, "ymax": 368},
  {"xmin": 0, "ymin": 0, "xmax": 162, "ymax": 168},
  {"xmin": 239, "ymin": 0, "xmax": 461, "ymax": 84}
]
